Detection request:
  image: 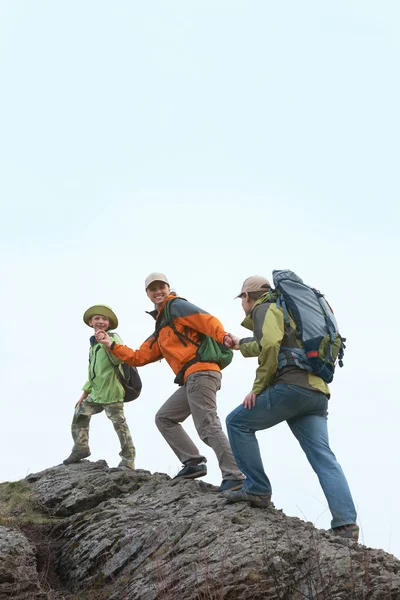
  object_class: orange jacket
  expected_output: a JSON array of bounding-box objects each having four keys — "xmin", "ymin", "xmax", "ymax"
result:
[{"xmin": 108, "ymin": 294, "xmax": 228, "ymax": 382}]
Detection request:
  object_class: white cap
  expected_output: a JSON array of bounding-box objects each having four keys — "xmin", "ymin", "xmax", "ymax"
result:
[{"xmin": 145, "ymin": 272, "xmax": 170, "ymax": 290}]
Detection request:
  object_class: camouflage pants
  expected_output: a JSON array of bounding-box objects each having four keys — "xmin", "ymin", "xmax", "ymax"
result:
[{"xmin": 71, "ymin": 399, "xmax": 136, "ymax": 466}]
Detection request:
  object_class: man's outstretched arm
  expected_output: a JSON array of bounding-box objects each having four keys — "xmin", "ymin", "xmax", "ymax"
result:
[{"xmin": 96, "ymin": 330, "xmax": 163, "ymax": 366}]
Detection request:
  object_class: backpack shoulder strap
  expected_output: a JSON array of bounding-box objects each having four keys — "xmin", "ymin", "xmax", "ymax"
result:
[
  {"xmin": 103, "ymin": 333, "xmax": 123, "ymax": 368},
  {"xmin": 104, "ymin": 346, "xmax": 119, "ymax": 368},
  {"xmin": 276, "ymin": 294, "xmax": 290, "ymax": 326},
  {"xmin": 154, "ymin": 297, "xmax": 200, "ymax": 348}
]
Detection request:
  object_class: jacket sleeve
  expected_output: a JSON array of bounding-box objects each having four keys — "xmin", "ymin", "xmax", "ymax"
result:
[
  {"xmin": 82, "ymin": 380, "xmax": 92, "ymax": 393},
  {"xmin": 109, "ymin": 335, "xmax": 163, "ymax": 367},
  {"xmin": 239, "ymin": 338, "xmax": 261, "ymax": 358},
  {"xmin": 252, "ymin": 303, "xmax": 285, "ymax": 395},
  {"xmin": 172, "ymin": 301, "xmax": 227, "ymax": 344}
]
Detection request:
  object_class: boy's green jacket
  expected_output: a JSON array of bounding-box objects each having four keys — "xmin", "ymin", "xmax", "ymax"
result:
[{"xmin": 82, "ymin": 333, "xmax": 125, "ymax": 404}]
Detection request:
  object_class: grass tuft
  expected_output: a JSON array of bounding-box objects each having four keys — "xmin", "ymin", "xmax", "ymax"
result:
[{"xmin": 0, "ymin": 479, "xmax": 57, "ymax": 527}]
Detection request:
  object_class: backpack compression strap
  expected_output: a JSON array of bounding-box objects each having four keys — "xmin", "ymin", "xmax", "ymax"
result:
[{"xmin": 275, "ymin": 294, "xmax": 313, "ymax": 373}]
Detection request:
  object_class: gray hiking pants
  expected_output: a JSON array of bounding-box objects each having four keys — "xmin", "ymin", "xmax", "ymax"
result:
[{"xmin": 155, "ymin": 370, "xmax": 243, "ymax": 480}]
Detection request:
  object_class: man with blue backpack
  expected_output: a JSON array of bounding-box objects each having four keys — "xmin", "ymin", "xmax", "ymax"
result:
[{"xmin": 224, "ymin": 272, "xmax": 359, "ymax": 541}]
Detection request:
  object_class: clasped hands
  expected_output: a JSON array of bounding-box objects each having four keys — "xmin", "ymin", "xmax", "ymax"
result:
[
  {"xmin": 223, "ymin": 333, "xmax": 240, "ymax": 350},
  {"xmin": 95, "ymin": 330, "xmax": 112, "ymax": 347}
]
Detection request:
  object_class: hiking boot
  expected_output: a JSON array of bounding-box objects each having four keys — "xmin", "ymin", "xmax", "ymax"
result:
[
  {"xmin": 330, "ymin": 524, "xmax": 359, "ymax": 541},
  {"xmin": 63, "ymin": 450, "xmax": 91, "ymax": 465},
  {"xmin": 118, "ymin": 459, "xmax": 135, "ymax": 470},
  {"xmin": 224, "ymin": 488, "xmax": 271, "ymax": 508},
  {"xmin": 219, "ymin": 479, "xmax": 244, "ymax": 493},
  {"xmin": 173, "ymin": 463, "xmax": 207, "ymax": 480}
]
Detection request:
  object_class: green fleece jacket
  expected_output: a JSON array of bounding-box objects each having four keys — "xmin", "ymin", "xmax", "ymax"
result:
[
  {"xmin": 82, "ymin": 332, "xmax": 125, "ymax": 404},
  {"xmin": 240, "ymin": 293, "xmax": 330, "ymax": 396}
]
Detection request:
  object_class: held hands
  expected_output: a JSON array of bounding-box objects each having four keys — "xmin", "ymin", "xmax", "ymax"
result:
[
  {"xmin": 243, "ymin": 391, "xmax": 257, "ymax": 410},
  {"xmin": 95, "ymin": 329, "xmax": 112, "ymax": 348},
  {"xmin": 223, "ymin": 333, "xmax": 240, "ymax": 350}
]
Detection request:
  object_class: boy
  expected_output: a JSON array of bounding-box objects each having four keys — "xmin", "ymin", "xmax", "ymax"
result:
[{"xmin": 63, "ymin": 304, "xmax": 136, "ymax": 469}]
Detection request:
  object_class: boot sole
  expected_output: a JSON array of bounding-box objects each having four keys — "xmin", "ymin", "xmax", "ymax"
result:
[
  {"xmin": 173, "ymin": 470, "xmax": 207, "ymax": 480},
  {"xmin": 63, "ymin": 453, "xmax": 91, "ymax": 465},
  {"xmin": 332, "ymin": 531, "xmax": 359, "ymax": 541},
  {"xmin": 250, "ymin": 500, "xmax": 271, "ymax": 508},
  {"xmin": 225, "ymin": 494, "xmax": 271, "ymax": 508},
  {"xmin": 330, "ymin": 526, "xmax": 359, "ymax": 541}
]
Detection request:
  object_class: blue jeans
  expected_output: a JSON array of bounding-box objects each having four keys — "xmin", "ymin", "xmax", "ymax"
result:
[{"xmin": 226, "ymin": 384, "xmax": 357, "ymax": 528}]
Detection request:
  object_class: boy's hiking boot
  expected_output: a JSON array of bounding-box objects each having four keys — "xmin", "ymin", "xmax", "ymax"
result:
[
  {"xmin": 118, "ymin": 459, "xmax": 135, "ymax": 470},
  {"xmin": 173, "ymin": 462, "xmax": 207, "ymax": 480},
  {"xmin": 219, "ymin": 479, "xmax": 244, "ymax": 493},
  {"xmin": 330, "ymin": 524, "xmax": 359, "ymax": 541},
  {"xmin": 63, "ymin": 450, "xmax": 91, "ymax": 465},
  {"xmin": 224, "ymin": 488, "xmax": 271, "ymax": 508}
]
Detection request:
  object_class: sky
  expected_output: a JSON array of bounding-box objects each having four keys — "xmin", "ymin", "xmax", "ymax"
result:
[{"xmin": 1, "ymin": 1, "xmax": 399, "ymax": 558}]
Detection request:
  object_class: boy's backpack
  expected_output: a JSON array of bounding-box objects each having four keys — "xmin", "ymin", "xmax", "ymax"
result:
[
  {"xmin": 106, "ymin": 335, "xmax": 142, "ymax": 402},
  {"xmin": 155, "ymin": 298, "xmax": 233, "ymax": 386},
  {"xmin": 270, "ymin": 270, "xmax": 345, "ymax": 384}
]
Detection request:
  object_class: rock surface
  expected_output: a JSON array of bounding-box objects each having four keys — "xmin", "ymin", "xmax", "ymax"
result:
[
  {"xmin": 1, "ymin": 460, "xmax": 399, "ymax": 599},
  {"xmin": 0, "ymin": 526, "xmax": 45, "ymax": 599}
]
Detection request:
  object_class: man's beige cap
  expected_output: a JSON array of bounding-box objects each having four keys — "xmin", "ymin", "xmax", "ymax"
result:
[
  {"xmin": 145, "ymin": 272, "xmax": 170, "ymax": 290},
  {"xmin": 235, "ymin": 275, "xmax": 271, "ymax": 298}
]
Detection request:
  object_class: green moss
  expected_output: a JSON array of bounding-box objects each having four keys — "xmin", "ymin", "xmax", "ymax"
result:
[
  {"xmin": 0, "ymin": 479, "xmax": 57, "ymax": 527},
  {"xmin": 247, "ymin": 570, "xmax": 263, "ymax": 582}
]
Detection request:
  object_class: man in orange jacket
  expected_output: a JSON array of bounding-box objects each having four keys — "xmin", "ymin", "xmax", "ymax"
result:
[{"xmin": 95, "ymin": 272, "xmax": 244, "ymax": 492}]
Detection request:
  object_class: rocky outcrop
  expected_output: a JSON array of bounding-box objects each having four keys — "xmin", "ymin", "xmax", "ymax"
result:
[{"xmin": 1, "ymin": 460, "xmax": 399, "ymax": 599}]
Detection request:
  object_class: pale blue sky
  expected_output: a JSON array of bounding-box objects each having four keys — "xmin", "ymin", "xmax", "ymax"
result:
[{"xmin": 1, "ymin": 1, "xmax": 399, "ymax": 558}]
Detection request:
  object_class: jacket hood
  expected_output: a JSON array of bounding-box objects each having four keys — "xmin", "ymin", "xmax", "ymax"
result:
[{"xmin": 240, "ymin": 290, "xmax": 278, "ymax": 331}]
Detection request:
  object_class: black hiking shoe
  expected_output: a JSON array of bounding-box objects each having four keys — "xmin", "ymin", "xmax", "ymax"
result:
[
  {"xmin": 173, "ymin": 463, "xmax": 207, "ymax": 480},
  {"xmin": 63, "ymin": 450, "xmax": 91, "ymax": 465},
  {"xmin": 219, "ymin": 479, "xmax": 244, "ymax": 492},
  {"xmin": 330, "ymin": 524, "xmax": 359, "ymax": 541},
  {"xmin": 223, "ymin": 488, "xmax": 271, "ymax": 508}
]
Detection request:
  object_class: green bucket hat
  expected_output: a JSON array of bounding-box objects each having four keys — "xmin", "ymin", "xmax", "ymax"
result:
[{"xmin": 83, "ymin": 304, "xmax": 118, "ymax": 330}]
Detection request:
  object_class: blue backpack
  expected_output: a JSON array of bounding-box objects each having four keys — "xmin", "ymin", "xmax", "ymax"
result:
[{"xmin": 271, "ymin": 270, "xmax": 345, "ymax": 384}]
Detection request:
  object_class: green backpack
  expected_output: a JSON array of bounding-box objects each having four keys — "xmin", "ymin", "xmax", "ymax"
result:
[{"xmin": 156, "ymin": 298, "xmax": 233, "ymax": 386}]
